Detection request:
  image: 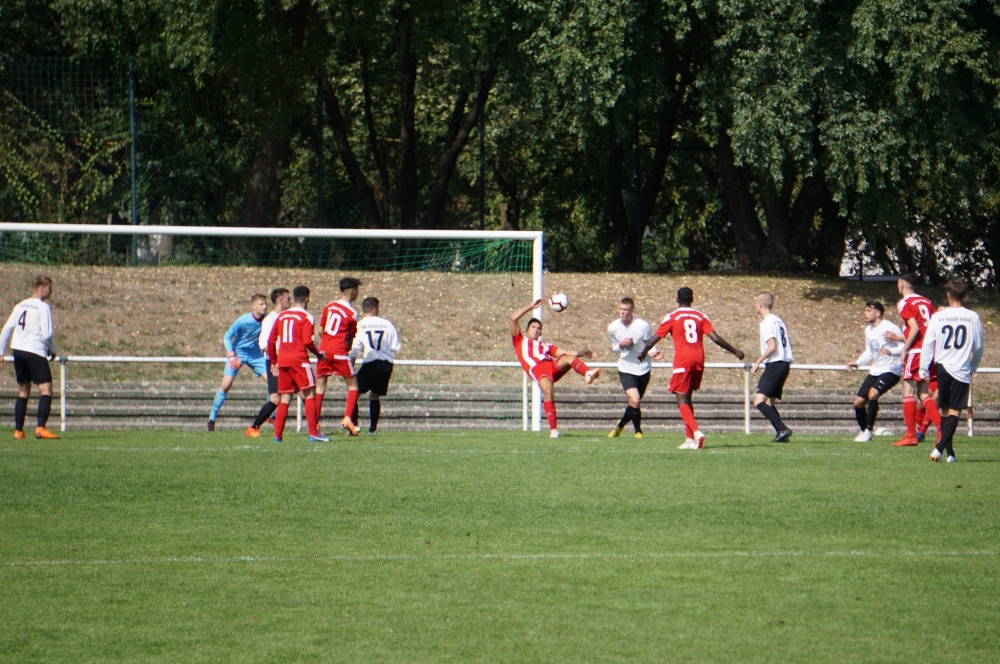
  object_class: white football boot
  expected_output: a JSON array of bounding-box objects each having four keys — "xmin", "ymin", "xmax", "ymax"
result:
[
  {"xmin": 930, "ymin": 449, "xmax": 942, "ymax": 462},
  {"xmin": 550, "ymin": 429, "xmax": 560, "ymax": 438},
  {"xmin": 678, "ymin": 438, "xmax": 697, "ymax": 449},
  {"xmin": 947, "ymin": 455, "xmax": 957, "ymax": 463},
  {"xmin": 585, "ymin": 369, "xmax": 601, "ymax": 384},
  {"xmin": 854, "ymin": 429, "xmax": 872, "ymax": 442},
  {"xmin": 693, "ymin": 431, "xmax": 705, "ymax": 449}
]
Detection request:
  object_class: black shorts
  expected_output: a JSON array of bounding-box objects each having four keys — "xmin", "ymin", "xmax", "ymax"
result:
[
  {"xmin": 357, "ymin": 360, "xmax": 394, "ymax": 396},
  {"xmin": 756, "ymin": 361, "xmax": 791, "ymax": 399},
  {"xmin": 619, "ymin": 371, "xmax": 651, "ymax": 398},
  {"xmin": 936, "ymin": 365, "xmax": 970, "ymax": 412},
  {"xmin": 857, "ymin": 372, "xmax": 901, "ymax": 399},
  {"xmin": 13, "ymin": 349, "xmax": 52, "ymax": 386},
  {"xmin": 265, "ymin": 360, "xmax": 279, "ymax": 395}
]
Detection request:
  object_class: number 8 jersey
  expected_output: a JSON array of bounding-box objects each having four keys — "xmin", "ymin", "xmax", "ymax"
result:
[
  {"xmin": 656, "ymin": 308, "xmax": 715, "ymax": 369},
  {"xmin": 759, "ymin": 313, "xmax": 793, "ymax": 364},
  {"xmin": 920, "ymin": 306, "xmax": 984, "ymax": 383}
]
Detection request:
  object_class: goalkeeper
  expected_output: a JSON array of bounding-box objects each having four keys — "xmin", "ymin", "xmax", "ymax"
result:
[{"xmin": 207, "ymin": 294, "xmax": 269, "ymax": 431}]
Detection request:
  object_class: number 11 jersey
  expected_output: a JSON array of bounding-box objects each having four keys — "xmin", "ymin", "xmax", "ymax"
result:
[{"xmin": 656, "ymin": 308, "xmax": 715, "ymax": 369}]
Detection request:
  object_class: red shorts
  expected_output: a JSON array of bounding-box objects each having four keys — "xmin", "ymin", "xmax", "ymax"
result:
[
  {"xmin": 529, "ymin": 361, "xmax": 569, "ymax": 385},
  {"xmin": 317, "ymin": 355, "xmax": 356, "ymax": 378},
  {"xmin": 277, "ymin": 363, "xmax": 316, "ymax": 395},
  {"xmin": 903, "ymin": 351, "xmax": 935, "ymax": 383},
  {"xmin": 668, "ymin": 365, "xmax": 703, "ymax": 394}
]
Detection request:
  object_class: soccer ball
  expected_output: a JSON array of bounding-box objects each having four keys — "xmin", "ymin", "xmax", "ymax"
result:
[
  {"xmin": 874, "ymin": 427, "xmax": 893, "ymax": 436},
  {"xmin": 549, "ymin": 293, "xmax": 569, "ymax": 312}
]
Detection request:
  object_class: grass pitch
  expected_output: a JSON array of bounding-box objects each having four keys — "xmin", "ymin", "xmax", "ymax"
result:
[{"xmin": 2, "ymin": 429, "xmax": 999, "ymax": 663}]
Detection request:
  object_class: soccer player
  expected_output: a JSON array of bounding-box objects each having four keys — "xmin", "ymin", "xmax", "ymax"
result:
[
  {"xmin": 207, "ymin": 293, "xmax": 269, "ymax": 431},
  {"xmin": 266, "ymin": 285, "xmax": 328, "ymax": 443},
  {"xmin": 637, "ymin": 287, "xmax": 744, "ymax": 449},
  {"xmin": 0, "ymin": 275, "xmax": 59, "ymax": 439},
  {"xmin": 920, "ymin": 279, "xmax": 984, "ymax": 463},
  {"xmin": 246, "ymin": 288, "xmax": 291, "ymax": 437},
  {"xmin": 316, "ymin": 277, "xmax": 361, "ymax": 436},
  {"xmin": 349, "ymin": 297, "xmax": 401, "ymax": 434},
  {"xmin": 607, "ymin": 298, "xmax": 663, "ymax": 438},
  {"xmin": 884, "ymin": 272, "xmax": 941, "ymax": 446},
  {"xmin": 751, "ymin": 292, "xmax": 794, "ymax": 442},
  {"xmin": 846, "ymin": 301, "xmax": 903, "ymax": 442},
  {"xmin": 510, "ymin": 299, "xmax": 600, "ymax": 438}
]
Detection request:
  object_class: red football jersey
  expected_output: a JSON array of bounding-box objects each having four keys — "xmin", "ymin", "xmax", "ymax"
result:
[
  {"xmin": 267, "ymin": 307, "xmax": 320, "ymax": 367},
  {"xmin": 656, "ymin": 307, "xmax": 715, "ymax": 368},
  {"xmin": 896, "ymin": 294, "xmax": 934, "ymax": 347},
  {"xmin": 319, "ymin": 300, "xmax": 358, "ymax": 356},
  {"xmin": 512, "ymin": 332, "xmax": 561, "ymax": 373}
]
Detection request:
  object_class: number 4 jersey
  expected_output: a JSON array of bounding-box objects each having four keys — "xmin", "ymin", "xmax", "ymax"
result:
[
  {"xmin": 656, "ymin": 308, "xmax": 715, "ymax": 369},
  {"xmin": 920, "ymin": 306, "xmax": 984, "ymax": 383},
  {"xmin": 351, "ymin": 315, "xmax": 401, "ymax": 364},
  {"xmin": 0, "ymin": 297, "xmax": 55, "ymax": 359}
]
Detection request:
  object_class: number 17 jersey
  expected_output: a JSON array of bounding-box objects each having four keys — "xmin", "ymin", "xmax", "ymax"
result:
[
  {"xmin": 351, "ymin": 315, "xmax": 401, "ymax": 364},
  {"xmin": 656, "ymin": 308, "xmax": 715, "ymax": 369}
]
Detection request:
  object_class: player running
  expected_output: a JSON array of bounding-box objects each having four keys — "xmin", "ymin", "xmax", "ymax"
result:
[
  {"xmin": 751, "ymin": 293, "xmax": 794, "ymax": 442},
  {"xmin": 846, "ymin": 301, "xmax": 903, "ymax": 442},
  {"xmin": 266, "ymin": 286, "xmax": 328, "ymax": 443},
  {"xmin": 510, "ymin": 299, "xmax": 600, "ymax": 438},
  {"xmin": 637, "ymin": 287, "xmax": 744, "ymax": 449},
  {"xmin": 349, "ymin": 297, "xmax": 401, "ymax": 434},
  {"xmin": 920, "ymin": 279, "xmax": 984, "ymax": 463},
  {"xmin": 207, "ymin": 293, "xmax": 269, "ymax": 431},
  {"xmin": 245, "ymin": 288, "xmax": 291, "ymax": 437},
  {"xmin": 607, "ymin": 298, "xmax": 663, "ymax": 438},
  {"xmin": 0, "ymin": 275, "xmax": 59, "ymax": 440},
  {"xmin": 884, "ymin": 272, "xmax": 941, "ymax": 446},
  {"xmin": 316, "ymin": 277, "xmax": 361, "ymax": 436}
]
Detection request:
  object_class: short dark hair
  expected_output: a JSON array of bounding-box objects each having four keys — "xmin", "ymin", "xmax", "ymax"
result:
[
  {"xmin": 362, "ymin": 297, "xmax": 379, "ymax": 313},
  {"xmin": 620, "ymin": 297, "xmax": 635, "ymax": 308},
  {"xmin": 945, "ymin": 278, "xmax": 968, "ymax": 301},
  {"xmin": 865, "ymin": 300, "xmax": 884, "ymax": 316},
  {"xmin": 526, "ymin": 317, "xmax": 542, "ymax": 330},
  {"xmin": 269, "ymin": 288, "xmax": 289, "ymax": 304},
  {"xmin": 340, "ymin": 277, "xmax": 361, "ymax": 292},
  {"xmin": 33, "ymin": 275, "xmax": 52, "ymax": 289},
  {"xmin": 292, "ymin": 285, "xmax": 310, "ymax": 302},
  {"xmin": 898, "ymin": 272, "xmax": 919, "ymax": 286},
  {"xmin": 677, "ymin": 287, "xmax": 693, "ymax": 306}
]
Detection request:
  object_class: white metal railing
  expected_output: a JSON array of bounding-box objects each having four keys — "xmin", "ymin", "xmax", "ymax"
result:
[{"xmin": 1, "ymin": 356, "xmax": 984, "ymax": 436}]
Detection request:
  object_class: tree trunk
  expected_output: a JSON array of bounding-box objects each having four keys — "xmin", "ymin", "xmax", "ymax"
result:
[
  {"xmin": 239, "ymin": 134, "xmax": 285, "ymax": 227},
  {"xmin": 493, "ymin": 160, "xmax": 524, "ymax": 230},
  {"xmin": 714, "ymin": 129, "xmax": 766, "ymax": 269},
  {"xmin": 359, "ymin": 42, "xmax": 391, "ymax": 227},
  {"xmin": 397, "ymin": 12, "xmax": 418, "ymax": 229},
  {"xmin": 608, "ymin": 123, "xmax": 633, "ymax": 269}
]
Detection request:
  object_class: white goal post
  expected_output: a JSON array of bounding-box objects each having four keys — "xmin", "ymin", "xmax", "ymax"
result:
[{"xmin": 0, "ymin": 222, "xmax": 548, "ymax": 431}]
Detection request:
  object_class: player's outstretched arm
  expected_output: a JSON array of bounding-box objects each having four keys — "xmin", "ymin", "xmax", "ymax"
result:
[
  {"xmin": 707, "ymin": 331, "xmax": 745, "ymax": 360},
  {"xmin": 509, "ymin": 299, "xmax": 543, "ymax": 336},
  {"xmin": 636, "ymin": 334, "xmax": 663, "ymax": 361}
]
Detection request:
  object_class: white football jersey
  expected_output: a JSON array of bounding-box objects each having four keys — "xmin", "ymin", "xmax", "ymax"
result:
[
  {"xmin": 0, "ymin": 298, "xmax": 55, "ymax": 359},
  {"xmin": 856, "ymin": 319, "xmax": 903, "ymax": 376},
  {"xmin": 259, "ymin": 310, "xmax": 279, "ymax": 352},
  {"xmin": 759, "ymin": 313, "xmax": 793, "ymax": 364},
  {"xmin": 919, "ymin": 306, "xmax": 984, "ymax": 383},
  {"xmin": 351, "ymin": 315, "xmax": 401, "ymax": 364},
  {"xmin": 607, "ymin": 317, "xmax": 654, "ymax": 376}
]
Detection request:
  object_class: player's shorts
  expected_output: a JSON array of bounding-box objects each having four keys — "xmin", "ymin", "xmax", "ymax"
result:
[
  {"xmin": 668, "ymin": 365, "xmax": 703, "ymax": 394},
  {"xmin": 756, "ymin": 361, "xmax": 791, "ymax": 399},
  {"xmin": 529, "ymin": 360, "xmax": 569, "ymax": 385},
  {"xmin": 857, "ymin": 371, "xmax": 901, "ymax": 399},
  {"xmin": 224, "ymin": 354, "xmax": 267, "ymax": 378},
  {"xmin": 265, "ymin": 360, "xmax": 278, "ymax": 395},
  {"xmin": 935, "ymin": 365, "xmax": 970, "ymax": 411},
  {"xmin": 277, "ymin": 363, "xmax": 316, "ymax": 395},
  {"xmin": 903, "ymin": 350, "xmax": 936, "ymax": 383},
  {"xmin": 357, "ymin": 360, "xmax": 394, "ymax": 396},
  {"xmin": 620, "ymin": 370, "xmax": 651, "ymax": 398},
  {"xmin": 12, "ymin": 350, "xmax": 52, "ymax": 386},
  {"xmin": 317, "ymin": 355, "xmax": 356, "ymax": 378}
]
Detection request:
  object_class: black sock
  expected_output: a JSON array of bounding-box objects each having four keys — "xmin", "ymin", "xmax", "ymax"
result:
[
  {"xmin": 617, "ymin": 406, "xmax": 634, "ymax": 429},
  {"xmin": 37, "ymin": 395, "xmax": 52, "ymax": 428},
  {"xmin": 352, "ymin": 402, "xmax": 359, "ymax": 427},
  {"xmin": 757, "ymin": 402, "xmax": 786, "ymax": 433},
  {"xmin": 632, "ymin": 406, "xmax": 642, "ymax": 432},
  {"xmin": 937, "ymin": 415, "xmax": 959, "ymax": 455},
  {"xmin": 14, "ymin": 397, "xmax": 28, "ymax": 431},
  {"xmin": 252, "ymin": 401, "xmax": 278, "ymax": 429},
  {"xmin": 866, "ymin": 400, "xmax": 880, "ymax": 431},
  {"xmin": 855, "ymin": 406, "xmax": 868, "ymax": 431},
  {"xmin": 370, "ymin": 400, "xmax": 381, "ymax": 431}
]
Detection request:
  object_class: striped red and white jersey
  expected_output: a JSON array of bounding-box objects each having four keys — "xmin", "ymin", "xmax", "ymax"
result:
[
  {"xmin": 512, "ymin": 332, "xmax": 562, "ymax": 374},
  {"xmin": 319, "ymin": 300, "xmax": 359, "ymax": 357},
  {"xmin": 267, "ymin": 307, "xmax": 319, "ymax": 367}
]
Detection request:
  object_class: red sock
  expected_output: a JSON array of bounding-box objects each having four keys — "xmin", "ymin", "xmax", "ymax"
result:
[
  {"xmin": 922, "ymin": 396, "xmax": 941, "ymax": 429},
  {"xmin": 678, "ymin": 403, "xmax": 699, "ymax": 435},
  {"xmin": 902, "ymin": 396, "xmax": 916, "ymax": 435},
  {"xmin": 570, "ymin": 358, "xmax": 588, "ymax": 376},
  {"xmin": 315, "ymin": 391, "xmax": 325, "ymax": 419},
  {"xmin": 914, "ymin": 406, "xmax": 926, "ymax": 431},
  {"xmin": 684, "ymin": 422, "xmax": 693, "ymax": 439},
  {"xmin": 344, "ymin": 389, "xmax": 359, "ymax": 418},
  {"xmin": 543, "ymin": 401, "xmax": 558, "ymax": 430},
  {"xmin": 274, "ymin": 402, "xmax": 289, "ymax": 439},
  {"xmin": 918, "ymin": 409, "xmax": 931, "ymax": 434},
  {"xmin": 304, "ymin": 396, "xmax": 319, "ymax": 436}
]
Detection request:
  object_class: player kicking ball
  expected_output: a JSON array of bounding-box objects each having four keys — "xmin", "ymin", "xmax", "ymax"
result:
[
  {"xmin": 637, "ymin": 287, "xmax": 744, "ymax": 449},
  {"xmin": 207, "ymin": 293, "xmax": 269, "ymax": 431},
  {"xmin": 316, "ymin": 277, "xmax": 361, "ymax": 436},
  {"xmin": 266, "ymin": 286, "xmax": 329, "ymax": 443},
  {"xmin": 510, "ymin": 299, "xmax": 600, "ymax": 438},
  {"xmin": 846, "ymin": 301, "xmax": 903, "ymax": 442},
  {"xmin": 751, "ymin": 293, "xmax": 794, "ymax": 442},
  {"xmin": 0, "ymin": 275, "xmax": 60, "ymax": 439},
  {"xmin": 349, "ymin": 297, "xmax": 401, "ymax": 434},
  {"xmin": 607, "ymin": 297, "xmax": 663, "ymax": 438}
]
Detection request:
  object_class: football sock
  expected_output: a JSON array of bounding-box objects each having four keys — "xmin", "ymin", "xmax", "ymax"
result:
[
  {"xmin": 918, "ymin": 411, "xmax": 931, "ymax": 434},
  {"xmin": 543, "ymin": 401, "xmax": 558, "ymax": 430},
  {"xmin": 756, "ymin": 402, "xmax": 787, "ymax": 433},
  {"xmin": 304, "ymin": 396, "xmax": 319, "ymax": 436},
  {"xmin": 37, "ymin": 395, "xmax": 52, "ymax": 428},
  {"xmin": 370, "ymin": 400, "xmax": 381, "ymax": 431},
  {"xmin": 854, "ymin": 406, "xmax": 868, "ymax": 431},
  {"xmin": 936, "ymin": 414, "xmax": 959, "ymax": 455},
  {"xmin": 570, "ymin": 358, "xmax": 588, "ymax": 376},
  {"xmin": 678, "ymin": 404, "xmax": 699, "ymax": 436},
  {"xmin": 344, "ymin": 389, "xmax": 359, "ymax": 418},
  {"xmin": 351, "ymin": 402, "xmax": 359, "ymax": 426},
  {"xmin": 617, "ymin": 406, "xmax": 634, "ymax": 429},
  {"xmin": 922, "ymin": 396, "xmax": 942, "ymax": 430},
  {"xmin": 251, "ymin": 401, "xmax": 278, "ymax": 429},
  {"xmin": 684, "ymin": 422, "xmax": 693, "ymax": 439},
  {"xmin": 902, "ymin": 396, "xmax": 916, "ymax": 435},
  {"xmin": 315, "ymin": 391, "xmax": 325, "ymax": 419},
  {"xmin": 274, "ymin": 402, "xmax": 289, "ymax": 439},
  {"xmin": 914, "ymin": 405, "xmax": 926, "ymax": 431},
  {"xmin": 866, "ymin": 400, "xmax": 880, "ymax": 431},
  {"xmin": 209, "ymin": 390, "xmax": 227, "ymax": 421},
  {"xmin": 14, "ymin": 397, "xmax": 28, "ymax": 431},
  {"xmin": 632, "ymin": 406, "xmax": 642, "ymax": 432}
]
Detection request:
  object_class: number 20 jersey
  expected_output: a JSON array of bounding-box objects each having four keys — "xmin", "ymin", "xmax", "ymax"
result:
[
  {"xmin": 656, "ymin": 308, "xmax": 715, "ymax": 369},
  {"xmin": 920, "ymin": 306, "xmax": 984, "ymax": 383}
]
